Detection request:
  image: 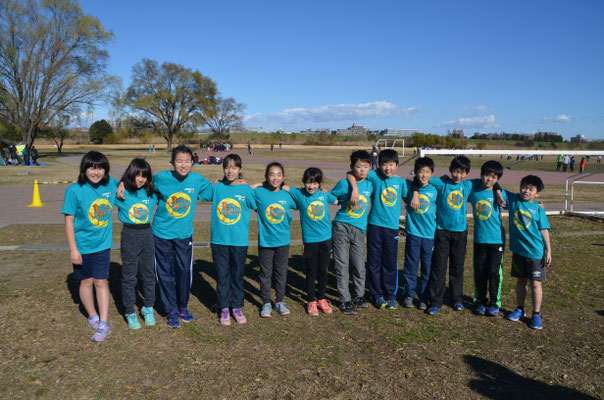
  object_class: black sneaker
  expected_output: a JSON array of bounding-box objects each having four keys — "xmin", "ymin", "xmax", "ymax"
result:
[
  {"xmin": 353, "ymin": 296, "xmax": 368, "ymax": 308},
  {"xmin": 339, "ymin": 301, "xmax": 357, "ymax": 315}
]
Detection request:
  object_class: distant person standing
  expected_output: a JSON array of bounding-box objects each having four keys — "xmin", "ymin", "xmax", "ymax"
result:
[
  {"xmin": 579, "ymin": 157, "xmax": 586, "ymax": 173},
  {"xmin": 9, "ymin": 145, "xmax": 18, "ymax": 165},
  {"xmin": 570, "ymin": 156, "xmax": 575, "ymax": 172},
  {"xmin": 149, "ymin": 145, "xmax": 153, "ymax": 154},
  {"xmin": 22, "ymin": 145, "xmax": 29, "ymax": 166},
  {"xmin": 370, "ymin": 146, "xmax": 379, "ymax": 170},
  {"xmin": 562, "ymin": 155, "xmax": 569, "ymax": 172},
  {"xmin": 598, "ymin": 155, "xmax": 601, "ymax": 164},
  {"xmin": 2, "ymin": 147, "xmax": 9, "ymax": 165},
  {"xmin": 31, "ymin": 146, "xmax": 39, "ymax": 166},
  {"xmin": 556, "ymin": 154, "xmax": 562, "ymax": 171},
  {"xmin": 248, "ymin": 143, "xmax": 253, "ymax": 156},
  {"xmin": 270, "ymin": 143, "xmax": 274, "ymax": 152}
]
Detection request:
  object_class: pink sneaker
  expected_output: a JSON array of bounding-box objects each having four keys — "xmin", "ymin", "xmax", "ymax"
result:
[
  {"xmin": 220, "ymin": 308, "xmax": 231, "ymax": 326},
  {"xmin": 232, "ymin": 308, "xmax": 247, "ymax": 324}
]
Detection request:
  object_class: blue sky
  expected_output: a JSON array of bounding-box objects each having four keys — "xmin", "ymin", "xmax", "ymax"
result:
[{"xmin": 80, "ymin": 0, "xmax": 604, "ymax": 139}]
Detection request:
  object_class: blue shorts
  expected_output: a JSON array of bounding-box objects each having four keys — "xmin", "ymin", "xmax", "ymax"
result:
[{"xmin": 73, "ymin": 249, "xmax": 111, "ymax": 280}]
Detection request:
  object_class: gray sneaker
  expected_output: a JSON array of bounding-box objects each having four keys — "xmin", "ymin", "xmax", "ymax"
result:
[
  {"xmin": 402, "ymin": 297, "xmax": 414, "ymax": 308},
  {"xmin": 418, "ymin": 301, "xmax": 428, "ymax": 310},
  {"xmin": 274, "ymin": 302, "xmax": 290, "ymax": 316}
]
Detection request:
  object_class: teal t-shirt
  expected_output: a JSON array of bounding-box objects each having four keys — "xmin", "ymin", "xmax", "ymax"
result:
[
  {"xmin": 151, "ymin": 171, "xmax": 210, "ymax": 240},
  {"xmin": 505, "ymin": 191, "xmax": 550, "ymax": 259},
  {"xmin": 61, "ymin": 177, "xmax": 118, "ymax": 254},
  {"xmin": 254, "ymin": 186, "xmax": 297, "ymax": 247},
  {"xmin": 199, "ymin": 182, "xmax": 257, "ymax": 246},
  {"xmin": 115, "ymin": 187, "xmax": 158, "ymax": 225},
  {"xmin": 288, "ymin": 187, "xmax": 337, "ymax": 244},
  {"xmin": 430, "ymin": 177, "xmax": 480, "ymax": 232},
  {"xmin": 366, "ymin": 170, "xmax": 408, "ymax": 230},
  {"xmin": 468, "ymin": 188, "xmax": 507, "ymax": 244},
  {"xmin": 331, "ymin": 178, "xmax": 373, "ymax": 233},
  {"xmin": 405, "ymin": 181, "xmax": 438, "ymax": 239}
]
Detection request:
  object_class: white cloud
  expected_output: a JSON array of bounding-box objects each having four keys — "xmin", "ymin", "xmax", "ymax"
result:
[
  {"xmin": 436, "ymin": 114, "xmax": 500, "ymax": 129},
  {"xmin": 244, "ymin": 101, "xmax": 422, "ymax": 128},
  {"xmin": 540, "ymin": 114, "xmax": 572, "ymax": 123},
  {"xmin": 464, "ymin": 105, "xmax": 492, "ymax": 113}
]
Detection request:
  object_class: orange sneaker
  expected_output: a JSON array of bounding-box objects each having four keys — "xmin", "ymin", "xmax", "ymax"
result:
[
  {"xmin": 317, "ymin": 299, "xmax": 333, "ymax": 314},
  {"xmin": 307, "ymin": 301, "xmax": 319, "ymax": 317}
]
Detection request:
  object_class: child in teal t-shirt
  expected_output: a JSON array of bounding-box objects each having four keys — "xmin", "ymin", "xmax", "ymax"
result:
[
  {"xmin": 114, "ymin": 158, "xmax": 158, "ymax": 329},
  {"xmin": 252, "ymin": 162, "xmax": 298, "ymax": 318},
  {"xmin": 331, "ymin": 150, "xmax": 373, "ymax": 315},
  {"xmin": 284, "ymin": 167, "xmax": 337, "ymax": 317},
  {"xmin": 199, "ymin": 154, "xmax": 257, "ymax": 326},
  {"xmin": 62, "ymin": 151, "xmax": 118, "ymax": 342},
  {"xmin": 504, "ymin": 175, "xmax": 552, "ymax": 330},
  {"xmin": 402, "ymin": 157, "xmax": 437, "ymax": 311},
  {"xmin": 467, "ymin": 161, "xmax": 508, "ymax": 316}
]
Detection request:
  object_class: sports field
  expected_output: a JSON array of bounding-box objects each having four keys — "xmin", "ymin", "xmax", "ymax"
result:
[{"xmin": 0, "ymin": 146, "xmax": 602, "ymax": 399}]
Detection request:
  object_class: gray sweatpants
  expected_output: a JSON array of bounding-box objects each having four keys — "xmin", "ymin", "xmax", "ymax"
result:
[
  {"xmin": 332, "ymin": 221, "xmax": 366, "ymax": 303},
  {"xmin": 121, "ymin": 224, "xmax": 156, "ymax": 314},
  {"xmin": 259, "ymin": 245, "xmax": 290, "ymax": 304}
]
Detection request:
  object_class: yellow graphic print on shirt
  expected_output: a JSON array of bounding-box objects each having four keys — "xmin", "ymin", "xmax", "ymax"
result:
[
  {"xmin": 475, "ymin": 200, "xmax": 492, "ymax": 220},
  {"xmin": 346, "ymin": 195, "xmax": 368, "ymax": 219},
  {"xmin": 307, "ymin": 201, "xmax": 325, "ymax": 221},
  {"xmin": 513, "ymin": 209, "xmax": 532, "ymax": 230},
  {"xmin": 128, "ymin": 203, "xmax": 150, "ymax": 224},
  {"xmin": 381, "ymin": 187, "xmax": 397, "ymax": 207},
  {"xmin": 166, "ymin": 192, "xmax": 192, "ymax": 219},
  {"xmin": 265, "ymin": 203, "xmax": 285, "ymax": 224},
  {"xmin": 217, "ymin": 198, "xmax": 242, "ymax": 225},
  {"xmin": 447, "ymin": 190, "xmax": 464, "ymax": 210},
  {"xmin": 88, "ymin": 199, "xmax": 112, "ymax": 228}
]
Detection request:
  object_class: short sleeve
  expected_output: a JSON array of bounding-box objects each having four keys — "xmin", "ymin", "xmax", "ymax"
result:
[
  {"xmin": 246, "ymin": 186, "xmax": 258, "ymax": 210},
  {"xmin": 367, "ymin": 170, "xmax": 379, "ymax": 185},
  {"xmin": 330, "ymin": 179, "xmax": 348, "ymax": 198},
  {"xmin": 108, "ymin": 177, "xmax": 119, "ymax": 205},
  {"xmin": 465, "ymin": 179, "xmax": 480, "ymax": 194},
  {"xmin": 537, "ymin": 207, "xmax": 550, "ymax": 230},
  {"xmin": 197, "ymin": 174, "xmax": 210, "ymax": 194},
  {"xmin": 288, "ymin": 192, "xmax": 298, "ymax": 210},
  {"xmin": 399, "ymin": 177, "xmax": 409, "ymax": 199},
  {"xmin": 61, "ymin": 185, "xmax": 79, "ymax": 216},
  {"xmin": 325, "ymin": 191, "xmax": 338, "ymax": 204},
  {"xmin": 198, "ymin": 184, "xmax": 215, "ymax": 201},
  {"xmin": 288, "ymin": 187, "xmax": 302, "ymax": 204},
  {"xmin": 429, "ymin": 177, "xmax": 444, "ymax": 190}
]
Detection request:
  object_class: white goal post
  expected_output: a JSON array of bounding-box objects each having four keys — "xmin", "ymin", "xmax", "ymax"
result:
[{"xmin": 418, "ymin": 149, "xmax": 604, "ymax": 157}]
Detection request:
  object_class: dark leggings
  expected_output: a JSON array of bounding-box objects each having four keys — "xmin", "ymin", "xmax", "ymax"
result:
[{"xmin": 303, "ymin": 239, "xmax": 332, "ymax": 302}]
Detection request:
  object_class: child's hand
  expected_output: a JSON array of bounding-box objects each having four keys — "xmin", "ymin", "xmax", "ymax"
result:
[
  {"xmin": 282, "ymin": 184, "xmax": 290, "ymax": 192},
  {"xmin": 410, "ymin": 191, "xmax": 420, "ymax": 210},
  {"xmin": 495, "ymin": 192, "xmax": 506, "ymax": 208},
  {"xmin": 249, "ymin": 182, "xmax": 262, "ymax": 189},
  {"xmin": 212, "ymin": 178, "xmax": 220, "ymax": 184},
  {"xmin": 321, "ymin": 188, "xmax": 329, "ymax": 193},
  {"xmin": 239, "ymin": 178, "xmax": 248, "ymax": 185},
  {"xmin": 545, "ymin": 250, "xmax": 552, "ymax": 267},
  {"xmin": 70, "ymin": 249, "xmax": 82, "ymax": 265},
  {"xmin": 350, "ymin": 187, "xmax": 360, "ymax": 205},
  {"xmin": 440, "ymin": 174, "xmax": 450, "ymax": 180},
  {"xmin": 116, "ymin": 181, "xmax": 125, "ymax": 200},
  {"xmin": 538, "ymin": 201, "xmax": 545, "ymax": 210}
]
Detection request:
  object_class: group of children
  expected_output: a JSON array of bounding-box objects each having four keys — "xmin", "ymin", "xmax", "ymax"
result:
[{"xmin": 63, "ymin": 146, "xmax": 551, "ymax": 342}]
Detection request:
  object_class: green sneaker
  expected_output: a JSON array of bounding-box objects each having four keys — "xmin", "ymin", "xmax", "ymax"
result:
[
  {"xmin": 125, "ymin": 313, "xmax": 141, "ymax": 330},
  {"xmin": 141, "ymin": 306, "xmax": 156, "ymax": 326}
]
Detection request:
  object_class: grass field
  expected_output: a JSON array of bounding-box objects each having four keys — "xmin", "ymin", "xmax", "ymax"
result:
[{"xmin": 0, "ymin": 216, "xmax": 602, "ymax": 399}]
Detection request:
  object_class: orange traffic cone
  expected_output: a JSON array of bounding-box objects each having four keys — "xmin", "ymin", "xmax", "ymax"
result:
[{"xmin": 28, "ymin": 179, "xmax": 45, "ymax": 207}]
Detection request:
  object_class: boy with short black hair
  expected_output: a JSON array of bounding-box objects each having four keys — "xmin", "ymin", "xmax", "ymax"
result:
[
  {"xmin": 505, "ymin": 175, "xmax": 551, "ymax": 330},
  {"xmin": 401, "ymin": 157, "xmax": 438, "ymax": 310},
  {"xmin": 331, "ymin": 150, "xmax": 373, "ymax": 315},
  {"xmin": 348, "ymin": 149, "xmax": 409, "ymax": 309},
  {"xmin": 468, "ymin": 160, "xmax": 507, "ymax": 316}
]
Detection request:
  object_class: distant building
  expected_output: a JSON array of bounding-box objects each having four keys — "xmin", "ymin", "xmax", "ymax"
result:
[
  {"xmin": 334, "ymin": 123, "xmax": 368, "ymax": 136},
  {"xmin": 570, "ymin": 134, "xmax": 586, "ymax": 143},
  {"xmin": 447, "ymin": 129, "xmax": 464, "ymax": 139},
  {"xmin": 380, "ymin": 128, "xmax": 419, "ymax": 137}
]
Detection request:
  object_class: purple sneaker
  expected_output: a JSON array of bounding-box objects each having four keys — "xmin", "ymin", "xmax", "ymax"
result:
[
  {"xmin": 220, "ymin": 308, "xmax": 231, "ymax": 326},
  {"xmin": 232, "ymin": 308, "xmax": 247, "ymax": 324},
  {"xmin": 88, "ymin": 315, "xmax": 100, "ymax": 330},
  {"xmin": 91, "ymin": 322, "xmax": 110, "ymax": 342}
]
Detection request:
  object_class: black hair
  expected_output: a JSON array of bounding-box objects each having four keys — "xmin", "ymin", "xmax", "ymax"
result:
[
  {"xmin": 414, "ymin": 157, "xmax": 434, "ymax": 173},
  {"xmin": 263, "ymin": 162, "xmax": 285, "ymax": 190},
  {"xmin": 78, "ymin": 151, "xmax": 110, "ymax": 185},
  {"xmin": 480, "ymin": 160, "xmax": 504, "ymax": 179},
  {"xmin": 120, "ymin": 158, "xmax": 154, "ymax": 196},
  {"xmin": 378, "ymin": 149, "xmax": 399, "ymax": 166},
  {"xmin": 302, "ymin": 167, "xmax": 323, "ymax": 185},
  {"xmin": 350, "ymin": 150, "xmax": 371, "ymax": 167},
  {"xmin": 222, "ymin": 153, "xmax": 243, "ymax": 182},
  {"xmin": 520, "ymin": 175, "xmax": 544, "ymax": 193},
  {"xmin": 450, "ymin": 156, "xmax": 471, "ymax": 173},
  {"xmin": 170, "ymin": 144, "xmax": 193, "ymax": 165}
]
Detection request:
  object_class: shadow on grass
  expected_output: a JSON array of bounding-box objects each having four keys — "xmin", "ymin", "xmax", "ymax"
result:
[
  {"xmin": 287, "ymin": 254, "xmax": 340, "ymax": 309},
  {"xmin": 464, "ymin": 355, "xmax": 597, "ymax": 399},
  {"xmin": 65, "ymin": 262, "xmax": 124, "ymax": 318}
]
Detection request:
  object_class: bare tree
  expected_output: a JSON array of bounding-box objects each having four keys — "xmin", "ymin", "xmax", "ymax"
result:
[
  {"xmin": 204, "ymin": 96, "xmax": 246, "ymax": 136},
  {"xmin": 0, "ymin": 0, "xmax": 117, "ymax": 147}
]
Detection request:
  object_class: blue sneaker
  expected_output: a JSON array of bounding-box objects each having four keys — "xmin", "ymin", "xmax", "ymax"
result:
[
  {"xmin": 486, "ymin": 306, "xmax": 499, "ymax": 317},
  {"xmin": 125, "ymin": 313, "xmax": 141, "ymax": 330},
  {"xmin": 141, "ymin": 306, "xmax": 156, "ymax": 326},
  {"xmin": 387, "ymin": 299, "xmax": 398, "ymax": 310},
  {"xmin": 167, "ymin": 311, "xmax": 180, "ymax": 328},
  {"xmin": 260, "ymin": 303, "xmax": 272, "ymax": 318},
  {"xmin": 530, "ymin": 314, "xmax": 542, "ymax": 330},
  {"xmin": 474, "ymin": 305, "xmax": 486, "ymax": 315},
  {"xmin": 427, "ymin": 306, "xmax": 440, "ymax": 315},
  {"xmin": 373, "ymin": 297, "xmax": 387, "ymax": 309},
  {"xmin": 179, "ymin": 309, "xmax": 194, "ymax": 323},
  {"xmin": 275, "ymin": 302, "xmax": 290, "ymax": 316},
  {"xmin": 507, "ymin": 308, "xmax": 526, "ymax": 322},
  {"xmin": 453, "ymin": 302, "xmax": 464, "ymax": 311}
]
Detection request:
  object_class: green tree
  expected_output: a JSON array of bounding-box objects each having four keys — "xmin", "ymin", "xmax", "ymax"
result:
[
  {"xmin": 39, "ymin": 113, "xmax": 71, "ymax": 153},
  {"xmin": 0, "ymin": 0, "xmax": 116, "ymax": 147},
  {"xmin": 125, "ymin": 59, "xmax": 217, "ymax": 148},
  {"xmin": 89, "ymin": 119, "xmax": 113, "ymax": 144}
]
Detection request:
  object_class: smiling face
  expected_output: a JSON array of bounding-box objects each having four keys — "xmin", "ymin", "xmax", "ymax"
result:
[
  {"xmin": 351, "ymin": 159, "xmax": 371, "ymax": 180},
  {"xmin": 304, "ymin": 180, "xmax": 320, "ymax": 194},
  {"xmin": 416, "ymin": 166, "xmax": 432, "ymax": 186},
  {"xmin": 223, "ymin": 160, "xmax": 241, "ymax": 183},
  {"xmin": 450, "ymin": 168, "xmax": 468, "ymax": 184},
  {"xmin": 135, "ymin": 173, "xmax": 147, "ymax": 189},
  {"xmin": 173, "ymin": 152, "xmax": 193, "ymax": 178},
  {"xmin": 481, "ymin": 172, "xmax": 499, "ymax": 190},
  {"xmin": 380, "ymin": 160, "xmax": 398, "ymax": 178},
  {"xmin": 520, "ymin": 183, "xmax": 541, "ymax": 202},
  {"xmin": 85, "ymin": 166, "xmax": 106, "ymax": 185},
  {"xmin": 267, "ymin": 165, "xmax": 284, "ymax": 189}
]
